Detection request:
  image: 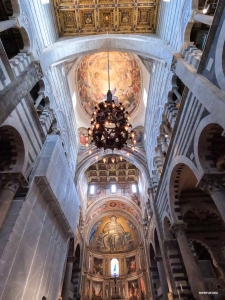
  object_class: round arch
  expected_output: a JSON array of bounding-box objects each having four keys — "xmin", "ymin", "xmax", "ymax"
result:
[
  {"xmin": 0, "ymin": 124, "xmax": 25, "ymax": 173},
  {"xmin": 86, "ymin": 195, "xmax": 142, "ymax": 216},
  {"xmin": 11, "ymin": 0, "xmax": 20, "ymax": 16},
  {"xmin": 162, "ymin": 213, "xmax": 174, "ymax": 240},
  {"xmin": 19, "ymin": 26, "xmax": 31, "ymax": 52},
  {"xmin": 40, "ymin": 34, "xmax": 174, "ymax": 71},
  {"xmin": 194, "ymin": 115, "xmax": 225, "ymax": 174},
  {"xmin": 76, "ymin": 147, "xmax": 150, "ymax": 187},
  {"xmin": 189, "ymin": 238, "xmax": 222, "ymax": 274},
  {"xmin": 167, "ymin": 156, "xmax": 201, "ymax": 223}
]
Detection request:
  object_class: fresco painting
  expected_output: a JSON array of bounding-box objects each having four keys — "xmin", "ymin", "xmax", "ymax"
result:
[
  {"xmin": 89, "ymin": 215, "xmax": 139, "ymax": 253},
  {"xmin": 126, "ymin": 256, "xmax": 136, "ymax": 274},
  {"xmin": 77, "ymin": 52, "xmax": 141, "ymax": 117},
  {"xmin": 93, "ymin": 257, "xmax": 103, "ymax": 275},
  {"xmin": 139, "ymin": 277, "xmax": 146, "ymax": 300},
  {"xmin": 92, "ymin": 281, "xmax": 103, "ymax": 300},
  {"xmin": 78, "ymin": 127, "xmax": 88, "ymax": 146},
  {"xmin": 128, "ymin": 280, "xmax": 141, "ymax": 300},
  {"xmin": 85, "ymin": 279, "xmax": 90, "ymax": 300},
  {"xmin": 128, "ymin": 126, "xmax": 144, "ymax": 147}
]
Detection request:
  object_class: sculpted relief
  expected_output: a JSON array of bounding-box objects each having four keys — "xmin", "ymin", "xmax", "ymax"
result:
[{"xmin": 89, "ymin": 215, "xmax": 139, "ymax": 253}]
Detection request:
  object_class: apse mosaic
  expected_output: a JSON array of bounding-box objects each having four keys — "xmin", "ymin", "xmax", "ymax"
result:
[
  {"xmin": 86, "ymin": 201, "xmax": 142, "ymax": 227},
  {"xmin": 76, "ymin": 52, "xmax": 141, "ymax": 117},
  {"xmin": 89, "ymin": 215, "xmax": 139, "ymax": 253}
]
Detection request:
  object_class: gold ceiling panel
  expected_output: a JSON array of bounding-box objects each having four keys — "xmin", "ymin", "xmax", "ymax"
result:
[
  {"xmin": 86, "ymin": 156, "xmax": 139, "ymax": 184},
  {"xmin": 53, "ymin": 0, "xmax": 158, "ymax": 36}
]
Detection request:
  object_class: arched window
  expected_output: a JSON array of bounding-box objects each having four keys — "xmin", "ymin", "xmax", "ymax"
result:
[{"xmin": 111, "ymin": 258, "xmax": 119, "ymax": 277}]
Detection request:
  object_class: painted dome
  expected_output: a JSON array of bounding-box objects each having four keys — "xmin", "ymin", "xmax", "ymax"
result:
[{"xmin": 76, "ymin": 52, "xmax": 141, "ymax": 117}]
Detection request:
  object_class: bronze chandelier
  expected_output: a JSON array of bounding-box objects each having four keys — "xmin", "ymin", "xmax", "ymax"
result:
[{"xmin": 86, "ymin": 53, "xmax": 136, "ymax": 152}]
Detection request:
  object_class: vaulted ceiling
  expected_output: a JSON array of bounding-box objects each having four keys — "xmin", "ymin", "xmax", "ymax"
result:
[{"xmin": 53, "ymin": 0, "xmax": 159, "ymax": 36}]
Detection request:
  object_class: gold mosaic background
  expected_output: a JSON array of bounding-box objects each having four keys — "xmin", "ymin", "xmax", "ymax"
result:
[{"xmin": 53, "ymin": 0, "xmax": 159, "ymax": 36}]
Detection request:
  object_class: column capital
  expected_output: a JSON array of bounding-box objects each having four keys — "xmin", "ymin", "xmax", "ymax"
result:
[
  {"xmin": 147, "ymin": 187, "xmax": 154, "ymax": 196},
  {"xmin": 67, "ymin": 256, "xmax": 75, "ymax": 263},
  {"xmin": 4, "ymin": 179, "xmax": 20, "ymax": 193},
  {"xmin": 170, "ymin": 222, "xmax": 187, "ymax": 237},
  {"xmin": 197, "ymin": 174, "xmax": 225, "ymax": 195},
  {"xmin": 12, "ymin": 17, "xmax": 21, "ymax": 28}
]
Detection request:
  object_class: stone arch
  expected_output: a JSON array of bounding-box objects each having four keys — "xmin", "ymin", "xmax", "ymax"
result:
[
  {"xmin": 40, "ymin": 34, "xmax": 174, "ymax": 72},
  {"xmin": 189, "ymin": 238, "xmax": 225, "ymax": 283},
  {"xmin": 10, "ymin": 0, "xmax": 20, "ymax": 16},
  {"xmin": 181, "ymin": 202, "xmax": 221, "ymax": 220},
  {"xmin": 194, "ymin": 115, "xmax": 225, "ymax": 173},
  {"xmin": 190, "ymin": 238, "xmax": 218, "ymax": 266},
  {"xmin": 86, "ymin": 195, "xmax": 142, "ymax": 215},
  {"xmin": 162, "ymin": 213, "xmax": 174, "ymax": 240},
  {"xmin": 179, "ymin": 0, "xmax": 200, "ymax": 49},
  {"xmin": 215, "ymin": 18, "xmax": 225, "ymax": 92},
  {"xmin": 18, "ymin": 26, "xmax": 31, "ymax": 52},
  {"xmin": 76, "ymin": 147, "xmax": 150, "ymax": 187},
  {"xmin": 167, "ymin": 156, "xmax": 201, "ymax": 223},
  {"xmin": 86, "ymin": 209, "xmax": 143, "ymax": 245},
  {"xmin": 0, "ymin": 125, "xmax": 25, "ymax": 173}
]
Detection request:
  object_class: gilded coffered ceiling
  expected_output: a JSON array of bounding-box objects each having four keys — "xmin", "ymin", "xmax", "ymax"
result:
[
  {"xmin": 86, "ymin": 156, "xmax": 139, "ymax": 184},
  {"xmin": 53, "ymin": 0, "xmax": 159, "ymax": 36}
]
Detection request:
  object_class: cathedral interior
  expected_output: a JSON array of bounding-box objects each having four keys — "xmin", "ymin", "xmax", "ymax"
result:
[{"xmin": 0, "ymin": 0, "xmax": 225, "ymax": 300}]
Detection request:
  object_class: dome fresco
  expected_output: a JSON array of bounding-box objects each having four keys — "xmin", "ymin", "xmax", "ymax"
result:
[
  {"xmin": 76, "ymin": 52, "xmax": 141, "ymax": 117},
  {"xmin": 89, "ymin": 214, "xmax": 140, "ymax": 253}
]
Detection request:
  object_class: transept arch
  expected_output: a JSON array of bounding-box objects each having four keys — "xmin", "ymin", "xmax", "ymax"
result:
[
  {"xmin": 40, "ymin": 34, "xmax": 174, "ymax": 71},
  {"xmin": 76, "ymin": 148, "xmax": 150, "ymax": 196}
]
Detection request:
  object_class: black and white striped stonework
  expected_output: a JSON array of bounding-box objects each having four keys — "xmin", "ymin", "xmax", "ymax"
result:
[{"xmin": 9, "ymin": 52, "xmax": 32, "ymax": 77}]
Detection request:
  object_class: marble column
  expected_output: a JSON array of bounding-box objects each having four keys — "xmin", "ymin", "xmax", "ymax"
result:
[
  {"xmin": 173, "ymin": 88, "xmax": 182, "ymax": 101},
  {"xmin": 170, "ymin": 222, "xmax": 210, "ymax": 300},
  {"xmin": 34, "ymin": 92, "xmax": 45, "ymax": 108},
  {"xmin": 198, "ymin": 177, "xmax": 225, "ymax": 223},
  {"xmin": 61, "ymin": 257, "xmax": 74, "ymax": 300},
  {"xmin": 194, "ymin": 13, "xmax": 213, "ymax": 26},
  {"xmin": 155, "ymin": 256, "xmax": 169, "ymax": 300},
  {"xmin": 161, "ymin": 135, "xmax": 168, "ymax": 152},
  {"xmin": 0, "ymin": 19, "xmax": 19, "ymax": 32},
  {"xmin": 0, "ymin": 180, "xmax": 20, "ymax": 229},
  {"xmin": 149, "ymin": 266, "xmax": 158, "ymax": 300},
  {"xmin": 0, "ymin": 61, "xmax": 43, "ymax": 126}
]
